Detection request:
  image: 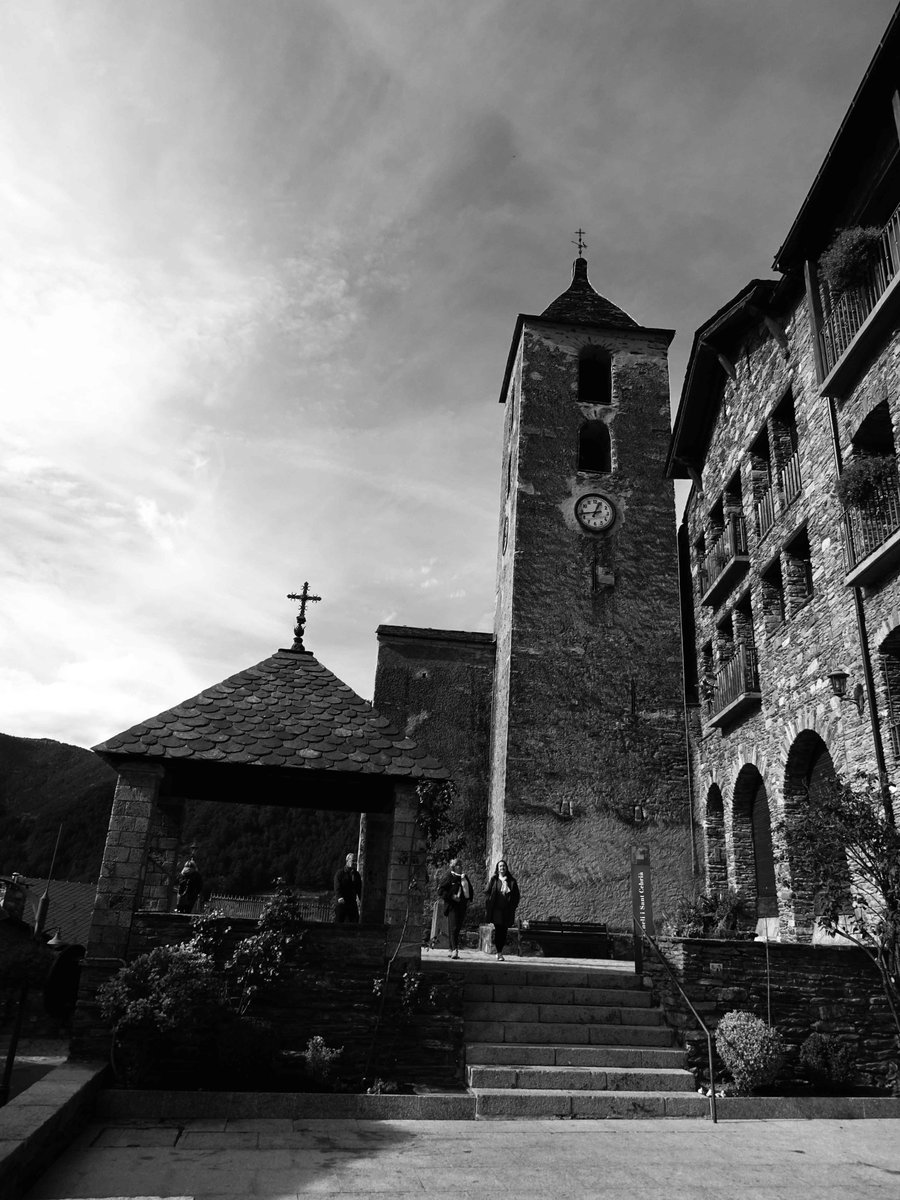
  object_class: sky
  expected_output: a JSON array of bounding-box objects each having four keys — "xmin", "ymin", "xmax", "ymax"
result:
[{"xmin": 1, "ymin": 0, "xmax": 897, "ymax": 749}]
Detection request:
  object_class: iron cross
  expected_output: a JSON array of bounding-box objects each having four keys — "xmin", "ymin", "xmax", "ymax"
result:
[
  {"xmin": 572, "ymin": 228, "xmax": 587, "ymax": 256},
  {"xmin": 287, "ymin": 582, "xmax": 321, "ymax": 650}
]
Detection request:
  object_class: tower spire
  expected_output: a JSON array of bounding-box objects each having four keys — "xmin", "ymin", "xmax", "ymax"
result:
[{"xmin": 571, "ymin": 228, "xmax": 588, "ymax": 258}]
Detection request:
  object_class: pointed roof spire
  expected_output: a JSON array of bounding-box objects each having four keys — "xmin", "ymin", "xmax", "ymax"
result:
[{"xmin": 541, "ymin": 238, "xmax": 638, "ymax": 329}]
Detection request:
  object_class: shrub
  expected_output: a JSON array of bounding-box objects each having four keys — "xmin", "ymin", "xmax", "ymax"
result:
[
  {"xmin": 302, "ymin": 1035, "xmax": 343, "ymax": 1086},
  {"xmin": 715, "ymin": 1010, "xmax": 786, "ymax": 1095},
  {"xmin": 663, "ymin": 889, "xmax": 752, "ymax": 939},
  {"xmin": 835, "ymin": 455, "xmax": 898, "ymax": 511},
  {"xmin": 819, "ymin": 226, "xmax": 882, "ymax": 296},
  {"xmin": 798, "ymin": 1033, "xmax": 854, "ymax": 1088}
]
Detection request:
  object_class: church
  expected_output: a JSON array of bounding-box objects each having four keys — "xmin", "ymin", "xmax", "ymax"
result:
[{"xmin": 374, "ymin": 250, "xmax": 694, "ymax": 928}]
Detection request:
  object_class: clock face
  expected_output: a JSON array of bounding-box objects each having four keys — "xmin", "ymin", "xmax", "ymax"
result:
[{"xmin": 575, "ymin": 493, "xmax": 615, "ymax": 532}]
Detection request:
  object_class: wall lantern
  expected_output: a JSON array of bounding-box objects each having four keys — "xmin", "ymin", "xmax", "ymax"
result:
[{"xmin": 828, "ymin": 669, "xmax": 865, "ymax": 715}]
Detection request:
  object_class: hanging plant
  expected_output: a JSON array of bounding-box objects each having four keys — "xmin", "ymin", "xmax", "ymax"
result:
[
  {"xmin": 835, "ymin": 454, "xmax": 898, "ymax": 510},
  {"xmin": 819, "ymin": 226, "xmax": 882, "ymax": 297}
]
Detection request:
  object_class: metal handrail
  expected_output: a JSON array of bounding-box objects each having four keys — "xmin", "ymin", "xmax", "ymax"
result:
[{"xmin": 639, "ymin": 929, "xmax": 718, "ymax": 1123}]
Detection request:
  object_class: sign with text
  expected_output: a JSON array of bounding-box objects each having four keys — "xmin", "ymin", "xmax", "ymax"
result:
[{"xmin": 630, "ymin": 845, "xmax": 655, "ymax": 936}]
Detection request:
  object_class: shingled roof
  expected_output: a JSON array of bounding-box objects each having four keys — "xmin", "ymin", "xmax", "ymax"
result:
[
  {"xmin": 540, "ymin": 257, "xmax": 638, "ymax": 329},
  {"xmin": 93, "ymin": 648, "xmax": 448, "ymax": 779}
]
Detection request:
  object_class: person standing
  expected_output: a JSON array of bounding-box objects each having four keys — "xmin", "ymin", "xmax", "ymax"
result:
[
  {"xmin": 175, "ymin": 858, "xmax": 203, "ymax": 914},
  {"xmin": 334, "ymin": 852, "xmax": 362, "ymax": 923},
  {"xmin": 484, "ymin": 859, "xmax": 520, "ymax": 961},
  {"xmin": 438, "ymin": 857, "xmax": 472, "ymax": 959}
]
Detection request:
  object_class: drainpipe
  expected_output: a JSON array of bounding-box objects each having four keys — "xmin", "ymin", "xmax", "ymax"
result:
[
  {"xmin": 676, "ymin": 514, "xmax": 700, "ymax": 875},
  {"xmin": 807, "ymin": 260, "xmax": 895, "ymax": 825}
]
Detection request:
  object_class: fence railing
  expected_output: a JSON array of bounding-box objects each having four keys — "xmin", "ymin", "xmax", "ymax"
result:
[
  {"xmin": 819, "ymin": 201, "xmax": 900, "ymax": 376},
  {"xmin": 843, "ymin": 483, "xmax": 900, "ymax": 568},
  {"xmin": 779, "ymin": 450, "xmax": 802, "ymax": 506},
  {"xmin": 754, "ymin": 485, "xmax": 775, "ymax": 537},
  {"xmin": 203, "ymin": 894, "xmax": 333, "ymax": 922},
  {"xmin": 707, "ymin": 642, "xmax": 760, "ymax": 719},
  {"xmin": 702, "ymin": 514, "xmax": 747, "ymax": 593}
]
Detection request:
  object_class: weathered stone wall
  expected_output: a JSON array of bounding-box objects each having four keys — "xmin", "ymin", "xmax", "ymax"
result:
[
  {"xmin": 643, "ymin": 936, "xmax": 897, "ymax": 1090},
  {"xmin": 74, "ymin": 914, "xmax": 463, "ymax": 1089},
  {"xmin": 373, "ymin": 627, "xmax": 494, "ymax": 882},
  {"xmin": 489, "ymin": 319, "xmax": 695, "ymax": 928},
  {"xmin": 684, "ymin": 280, "xmax": 900, "ymax": 940}
]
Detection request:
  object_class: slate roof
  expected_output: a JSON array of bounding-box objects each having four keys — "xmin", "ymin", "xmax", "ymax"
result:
[
  {"xmin": 22, "ymin": 878, "xmax": 95, "ymax": 947},
  {"xmin": 540, "ymin": 257, "xmax": 638, "ymax": 329},
  {"xmin": 93, "ymin": 648, "xmax": 449, "ymax": 779}
]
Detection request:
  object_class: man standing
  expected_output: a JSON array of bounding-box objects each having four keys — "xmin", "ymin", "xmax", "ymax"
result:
[{"xmin": 333, "ymin": 852, "xmax": 362, "ymax": 923}]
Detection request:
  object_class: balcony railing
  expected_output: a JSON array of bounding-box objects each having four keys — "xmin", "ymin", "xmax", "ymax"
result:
[
  {"xmin": 844, "ymin": 481, "xmax": 900, "ymax": 579},
  {"xmin": 890, "ymin": 720, "xmax": 900, "ymax": 762},
  {"xmin": 754, "ymin": 485, "xmax": 775, "ymax": 537},
  {"xmin": 701, "ymin": 513, "xmax": 749, "ymax": 605},
  {"xmin": 779, "ymin": 449, "xmax": 802, "ymax": 506},
  {"xmin": 819, "ymin": 202, "xmax": 900, "ymax": 377},
  {"xmin": 706, "ymin": 642, "xmax": 761, "ymax": 726}
]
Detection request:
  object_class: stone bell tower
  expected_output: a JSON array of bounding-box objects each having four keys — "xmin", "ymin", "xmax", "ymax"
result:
[{"xmin": 487, "ymin": 253, "xmax": 694, "ymax": 927}]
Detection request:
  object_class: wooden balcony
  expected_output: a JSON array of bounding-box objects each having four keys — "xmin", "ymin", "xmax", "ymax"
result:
[
  {"xmin": 754, "ymin": 485, "xmax": 775, "ymax": 538},
  {"xmin": 705, "ymin": 643, "xmax": 761, "ymax": 728},
  {"xmin": 779, "ymin": 449, "xmax": 802, "ymax": 507},
  {"xmin": 819, "ymin": 202, "xmax": 900, "ymax": 396},
  {"xmin": 844, "ymin": 482, "xmax": 900, "ymax": 587},
  {"xmin": 700, "ymin": 514, "xmax": 749, "ymax": 607}
]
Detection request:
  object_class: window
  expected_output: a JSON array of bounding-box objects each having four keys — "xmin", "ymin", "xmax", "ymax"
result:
[
  {"xmin": 749, "ymin": 427, "xmax": 774, "ymax": 537},
  {"xmin": 760, "ymin": 556, "xmax": 785, "ymax": 627},
  {"xmin": 577, "ymin": 421, "xmax": 611, "ymax": 472},
  {"xmin": 880, "ymin": 627, "xmax": 900, "ymax": 760},
  {"xmin": 784, "ymin": 526, "xmax": 813, "ymax": 610},
  {"xmin": 772, "ymin": 390, "xmax": 801, "ymax": 506},
  {"xmin": 578, "ymin": 348, "xmax": 611, "ymax": 406}
]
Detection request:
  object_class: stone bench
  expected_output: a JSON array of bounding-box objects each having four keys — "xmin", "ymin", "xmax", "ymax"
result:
[{"xmin": 519, "ymin": 920, "xmax": 613, "ymax": 959}]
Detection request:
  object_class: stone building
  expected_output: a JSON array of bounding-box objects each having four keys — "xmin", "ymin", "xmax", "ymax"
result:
[
  {"xmin": 666, "ymin": 8, "xmax": 900, "ymax": 941},
  {"xmin": 376, "ymin": 257, "xmax": 694, "ymax": 927}
]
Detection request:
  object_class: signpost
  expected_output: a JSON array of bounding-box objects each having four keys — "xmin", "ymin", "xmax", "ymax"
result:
[{"xmin": 630, "ymin": 845, "xmax": 654, "ymax": 973}]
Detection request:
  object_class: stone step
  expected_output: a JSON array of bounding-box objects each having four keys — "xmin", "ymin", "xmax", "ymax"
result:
[
  {"xmin": 465, "ymin": 1021, "xmax": 676, "ymax": 1046},
  {"xmin": 473, "ymin": 1088, "xmax": 709, "ymax": 1120},
  {"xmin": 467, "ymin": 1064, "xmax": 698, "ymax": 1093},
  {"xmin": 463, "ymin": 982, "xmax": 653, "ymax": 1007},
  {"xmin": 465, "ymin": 1042, "xmax": 687, "ymax": 1069},
  {"xmin": 463, "ymin": 1001, "xmax": 664, "ymax": 1026},
  {"xmin": 429, "ymin": 961, "xmax": 641, "ymax": 990}
]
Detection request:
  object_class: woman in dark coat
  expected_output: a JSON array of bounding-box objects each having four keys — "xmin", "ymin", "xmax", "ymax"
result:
[
  {"xmin": 484, "ymin": 859, "xmax": 520, "ymax": 961},
  {"xmin": 438, "ymin": 857, "xmax": 472, "ymax": 959}
]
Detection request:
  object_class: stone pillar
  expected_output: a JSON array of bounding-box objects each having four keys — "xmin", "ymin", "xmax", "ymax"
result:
[
  {"xmin": 383, "ymin": 782, "xmax": 425, "ymax": 961},
  {"xmin": 85, "ymin": 762, "xmax": 165, "ymax": 960},
  {"xmin": 358, "ymin": 810, "xmax": 392, "ymax": 923}
]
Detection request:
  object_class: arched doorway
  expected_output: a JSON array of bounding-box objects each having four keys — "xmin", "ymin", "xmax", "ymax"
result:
[
  {"xmin": 782, "ymin": 730, "xmax": 844, "ymax": 941},
  {"xmin": 731, "ymin": 765, "xmax": 778, "ymax": 930},
  {"xmin": 704, "ymin": 785, "xmax": 727, "ymax": 894}
]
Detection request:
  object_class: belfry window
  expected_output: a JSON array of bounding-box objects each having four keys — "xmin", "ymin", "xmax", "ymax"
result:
[
  {"xmin": 578, "ymin": 421, "xmax": 611, "ymax": 473},
  {"xmin": 578, "ymin": 348, "xmax": 611, "ymax": 406}
]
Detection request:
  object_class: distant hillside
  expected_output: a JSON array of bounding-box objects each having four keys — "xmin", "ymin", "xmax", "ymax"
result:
[{"xmin": 0, "ymin": 733, "xmax": 359, "ymax": 893}]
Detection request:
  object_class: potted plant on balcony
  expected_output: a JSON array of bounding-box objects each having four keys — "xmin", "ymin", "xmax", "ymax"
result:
[
  {"xmin": 835, "ymin": 454, "xmax": 898, "ymax": 511},
  {"xmin": 819, "ymin": 226, "xmax": 882, "ymax": 297}
]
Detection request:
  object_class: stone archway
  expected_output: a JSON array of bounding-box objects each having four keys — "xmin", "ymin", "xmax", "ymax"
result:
[
  {"xmin": 704, "ymin": 785, "xmax": 727, "ymax": 894},
  {"xmin": 781, "ymin": 729, "xmax": 842, "ymax": 941},
  {"xmin": 731, "ymin": 764, "xmax": 778, "ymax": 928}
]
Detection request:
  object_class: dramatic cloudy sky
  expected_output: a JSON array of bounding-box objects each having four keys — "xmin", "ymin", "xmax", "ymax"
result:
[{"xmin": 1, "ymin": 0, "xmax": 896, "ymax": 748}]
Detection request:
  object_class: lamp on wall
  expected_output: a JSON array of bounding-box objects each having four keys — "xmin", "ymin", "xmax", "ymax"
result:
[{"xmin": 827, "ymin": 668, "xmax": 865, "ymax": 715}]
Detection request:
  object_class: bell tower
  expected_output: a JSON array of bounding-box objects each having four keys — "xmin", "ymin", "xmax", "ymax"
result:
[{"xmin": 488, "ymin": 252, "xmax": 693, "ymax": 926}]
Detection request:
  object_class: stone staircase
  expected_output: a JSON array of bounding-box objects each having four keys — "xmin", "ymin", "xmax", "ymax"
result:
[{"xmin": 456, "ymin": 958, "xmax": 709, "ymax": 1118}]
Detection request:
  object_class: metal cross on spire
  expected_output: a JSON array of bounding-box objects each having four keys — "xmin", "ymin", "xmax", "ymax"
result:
[
  {"xmin": 287, "ymin": 582, "xmax": 321, "ymax": 650},
  {"xmin": 572, "ymin": 228, "xmax": 588, "ymax": 257}
]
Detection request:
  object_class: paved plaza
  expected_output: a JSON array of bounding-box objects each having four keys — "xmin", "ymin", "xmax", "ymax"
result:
[{"xmin": 23, "ymin": 1116, "xmax": 900, "ymax": 1199}]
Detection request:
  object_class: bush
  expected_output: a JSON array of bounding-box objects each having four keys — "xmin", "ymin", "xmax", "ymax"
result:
[
  {"xmin": 302, "ymin": 1035, "xmax": 343, "ymax": 1086},
  {"xmin": 835, "ymin": 455, "xmax": 898, "ymax": 511},
  {"xmin": 715, "ymin": 1010, "xmax": 786, "ymax": 1095},
  {"xmin": 798, "ymin": 1033, "xmax": 854, "ymax": 1089},
  {"xmin": 663, "ymin": 889, "xmax": 752, "ymax": 939},
  {"xmin": 819, "ymin": 226, "xmax": 882, "ymax": 296}
]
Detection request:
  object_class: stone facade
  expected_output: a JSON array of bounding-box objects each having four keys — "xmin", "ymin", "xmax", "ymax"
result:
[
  {"xmin": 669, "ymin": 18, "xmax": 900, "ymax": 943},
  {"xmin": 488, "ymin": 313, "xmax": 693, "ymax": 926},
  {"xmin": 643, "ymin": 937, "xmax": 897, "ymax": 1091}
]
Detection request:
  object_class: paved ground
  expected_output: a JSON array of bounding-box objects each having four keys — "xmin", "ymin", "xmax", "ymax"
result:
[{"xmin": 24, "ymin": 1117, "xmax": 900, "ymax": 1199}]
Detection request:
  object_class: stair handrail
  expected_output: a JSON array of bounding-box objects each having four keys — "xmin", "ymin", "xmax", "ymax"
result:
[{"xmin": 637, "ymin": 926, "xmax": 718, "ymax": 1123}]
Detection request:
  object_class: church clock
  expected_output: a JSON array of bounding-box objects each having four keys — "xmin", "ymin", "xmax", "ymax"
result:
[{"xmin": 575, "ymin": 493, "xmax": 615, "ymax": 532}]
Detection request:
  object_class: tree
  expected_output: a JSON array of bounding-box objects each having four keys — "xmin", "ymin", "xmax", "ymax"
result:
[{"xmin": 782, "ymin": 773, "xmax": 900, "ymax": 1043}]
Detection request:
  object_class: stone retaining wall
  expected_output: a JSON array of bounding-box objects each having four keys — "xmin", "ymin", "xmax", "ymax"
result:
[{"xmin": 643, "ymin": 936, "xmax": 898, "ymax": 1090}]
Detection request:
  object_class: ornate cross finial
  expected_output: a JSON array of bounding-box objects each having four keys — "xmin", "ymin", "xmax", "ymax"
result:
[
  {"xmin": 287, "ymin": 582, "xmax": 321, "ymax": 650},
  {"xmin": 572, "ymin": 228, "xmax": 587, "ymax": 257}
]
